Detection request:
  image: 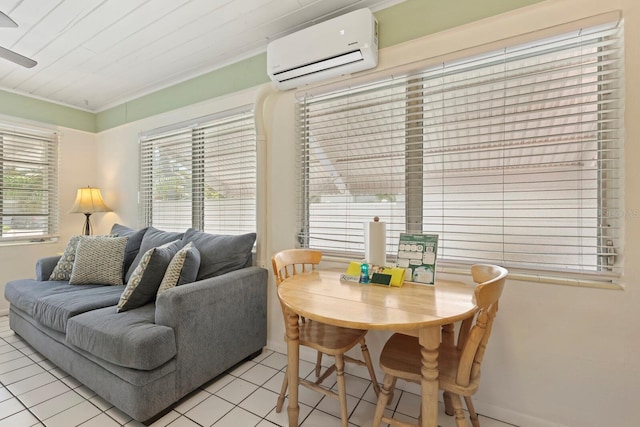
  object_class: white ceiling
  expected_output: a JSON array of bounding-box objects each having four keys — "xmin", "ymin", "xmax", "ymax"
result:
[{"xmin": 0, "ymin": 0, "xmax": 403, "ymax": 112}]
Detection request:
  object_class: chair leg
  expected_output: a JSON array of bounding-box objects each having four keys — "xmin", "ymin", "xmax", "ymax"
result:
[
  {"xmin": 335, "ymin": 355, "xmax": 349, "ymax": 427},
  {"xmin": 315, "ymin": 351, "xmax": 323, "ymax": 377},
  {"xmin": 315, "ymin": 363, "xmax": 336, "ymax": 385},
  {"xmin": 276, "ymin": 366, "xmax": 288, "ymax": 413},
  {"xmin": 372, "ymin": 374, "xmax": 396, "ymax": 426},
  {"xmin": 441, "ymin": 323, "xmax": 455, "ymax": 347},
  {"xmin": 444, "ymin": 391, "xmax": 454, "ymax": 416},
  {"xmin": 464, "ymin": 396, "xmax": 480, "ymax": 427},
  {"xmin": 451, "ymin": 393, "xmax": 469, "ymax": 427},
  {"xmin": 359, "ymin": 337, "xmax": 381, "ymax": 396}
]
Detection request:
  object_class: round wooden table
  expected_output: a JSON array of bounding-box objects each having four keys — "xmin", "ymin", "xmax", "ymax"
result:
[{"xmin": 278, "ymin": 269, "xmax": 478, "ymax": 427}]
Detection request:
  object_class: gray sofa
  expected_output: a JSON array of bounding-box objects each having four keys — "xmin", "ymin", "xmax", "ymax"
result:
[{"xmin": 3, "ymin": 225, "xmax": 268, "ymax": 423}]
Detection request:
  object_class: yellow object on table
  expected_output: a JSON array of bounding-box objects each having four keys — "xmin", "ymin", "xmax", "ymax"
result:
[{"xmin": 346, "ymin": 261, "xmax": 405, "ymax": 286}]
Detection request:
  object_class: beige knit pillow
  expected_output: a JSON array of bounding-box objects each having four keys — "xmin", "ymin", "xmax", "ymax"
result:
[
  {"xmin": 49, "ymin": 234, "xmax": 117, "ymax": 281},
  {"xmin": 69, "ymin": 236, "xmax": 128, "ymax": 285}
]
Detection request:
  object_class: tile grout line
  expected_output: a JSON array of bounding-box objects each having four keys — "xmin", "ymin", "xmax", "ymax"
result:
[
  {"xmin": 0, "ymin": 336, "xmax": 44, "ymax": 426},
  {"xmin": 23, "ymin": 351, "xmax": 375, "ymax": 426},
  {"xmin": 1, "ymin": 333, "xmax": 126, "ymax": 427},
  {"xmin": 2, "ymin": 332, "xmax": 415, "ymax": 427},
  {"xmin": 0, "ymin": 319, "xmax": 517, "ymax": 427}
]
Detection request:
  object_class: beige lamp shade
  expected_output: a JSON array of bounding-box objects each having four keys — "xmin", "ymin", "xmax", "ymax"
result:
[
  {"xmin": 70, "ymin": 187, "xmax": 111, "ymax": 235},
  {"xmin": 70, "ymin": 187, "xmax": 111, "ymax": 214}
]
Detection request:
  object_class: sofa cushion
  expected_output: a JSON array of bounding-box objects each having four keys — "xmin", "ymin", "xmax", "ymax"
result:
[
  {"xmin": 49, "ymin": 234, "xmax": 115, "ymax": 281},
  {"xmin": 69, "ymin": 236, "xmax": 129, "ymax": 286},
  {"xmin": 157, "ymin": 242, "xmax": 201, "ymax": 295},
  {"xmin": 111, "ymin": 224, "xmax": 149, "ymax": 275},
  {"xmin": 4, "ymin": 279, "xmax": 81, "ymax": 317},
  {"xmin": 182, "ymin": 228, "xmax": 256, "ymax": 280},
  {"xmin": 32, "ymin": 284, "xmax": 124, "ymax": 333},
  {"xmin": 66, "ymin": 305, "xmax": 176, "ymax": 371},
  {"xmin": 118, "ymin": 240, "xmax": 183, "ymax": 312},
  {"xmin": 125, "ymin": 227, "xmax": 184, "ymax": 282}
]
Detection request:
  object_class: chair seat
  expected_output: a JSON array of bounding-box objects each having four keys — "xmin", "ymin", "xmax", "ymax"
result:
[
  {"xmin": 287, "ymin": 320, "xmax": 368, "ymax": 355},
  {"xmin": 379, "ymin": 333, "xmax": 480, "ymax": 396}
]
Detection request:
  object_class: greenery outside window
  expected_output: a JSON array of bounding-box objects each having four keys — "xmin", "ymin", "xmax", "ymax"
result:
[
  {"xmin": 297, "ymin": 20, "xmax": 623, "ymax": 284},
  {"xmin": 0, "ymin": 123, "xmax": 59, "ymax": 243},
  {"xmin": 139, "ymin": 106, "xmax": 256, "ymax": 235}
]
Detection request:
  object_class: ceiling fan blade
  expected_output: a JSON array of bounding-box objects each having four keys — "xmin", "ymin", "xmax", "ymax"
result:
[
  {"xmin": 0, "ymin": 11, "xmax": 18, "ymax": 28},
  {"xmin": 0, "ymin": 46, "xmax": 37, "ymax": 68}
]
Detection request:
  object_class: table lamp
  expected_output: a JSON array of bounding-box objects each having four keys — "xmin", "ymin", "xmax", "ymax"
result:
[{"xmin": 69, "ymin": 186, "xmax": 112, "ymax": 235}]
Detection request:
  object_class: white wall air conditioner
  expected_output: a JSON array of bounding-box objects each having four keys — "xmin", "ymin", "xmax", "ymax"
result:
[{"xmin": 267, "ymin": 8, "xmax": 378, "ymax": 90}]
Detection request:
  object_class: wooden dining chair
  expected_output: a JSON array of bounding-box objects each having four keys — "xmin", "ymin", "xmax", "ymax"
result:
[
  {"xmin": 372, "ymin": 264, "xmax": 508, "ymax": 427},
  {"xmin": 272, "ymin": 249, "xmax": 380, "ymax": 426}
]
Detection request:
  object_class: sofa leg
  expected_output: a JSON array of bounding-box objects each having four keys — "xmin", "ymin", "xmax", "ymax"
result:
[
  {"xmin": 246, "ymin": 348, "xmax": 265, "ymax": 361},
  {"xmin": 142, "ymin": 406, "xmax": 174, "ymax": 426}
]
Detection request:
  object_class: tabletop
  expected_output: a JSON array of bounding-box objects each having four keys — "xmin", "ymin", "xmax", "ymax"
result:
[{"xmin": 277, "ymin": 269, "xmax": 478, "ymax": 332}]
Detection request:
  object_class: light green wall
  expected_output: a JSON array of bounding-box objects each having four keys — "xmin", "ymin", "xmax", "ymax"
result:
[
  {"xmin": 0, "ymin": 89, "xmax": 95, "ymax": 132},
  {"xmin": 376, "ymin": 0, "xmax": 545, "ymax": 48},
  {"xmin": 2, "ymin": 0, "xmax": 545, "ymax": 133},
  {"xmin": 96, "ymin": 54, "xmax": 267, "ymax": 132}
]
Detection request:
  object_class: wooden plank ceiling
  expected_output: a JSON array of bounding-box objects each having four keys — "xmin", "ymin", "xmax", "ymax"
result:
[{"xmin": 0, "ymin": 0, "xmax": 402, "ymax": 112}]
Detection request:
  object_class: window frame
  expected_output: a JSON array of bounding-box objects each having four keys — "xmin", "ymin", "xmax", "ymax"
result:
[
  {"xmin": 296, "ymin": 19, "xmax": 624, "ymax": 287},
  {"xmin": 139, "ymin": 105, "xmax": 257, "ymax": 235},
  {"xmin": 0, "ymin": 122, "xmax": 59, "ymax": 244}
]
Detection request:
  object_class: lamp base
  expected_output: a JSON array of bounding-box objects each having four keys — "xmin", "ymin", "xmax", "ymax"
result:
[{"xmin": 82, "ymin": 213, "xmax": 93, "ymax": 235}]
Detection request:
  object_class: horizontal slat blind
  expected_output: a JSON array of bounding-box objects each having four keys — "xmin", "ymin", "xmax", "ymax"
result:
[
  {"xmin": 199, "ymin": 113, "xmax": 257, "ymax": 235},
  {"xmin": 140, "ymin": 107, "xmax": 256, "ymax": 235},
  {"xmin": 0, "ymin": 124, "xmax": 59, "ymax": 242},
  {"xmin": 297, "ymin": 22, "xmax": 623, "ymax": 280}
]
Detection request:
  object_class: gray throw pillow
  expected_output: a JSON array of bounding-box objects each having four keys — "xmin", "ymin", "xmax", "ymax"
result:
[
  {"xmin": 182, "ymin": 228, "xmax": 256, "ymax": 280},
  {"xmin": 69, "ymin": 236, "xmax": 129, "ymax": 285},
  {"xmin": 49, "ymin": 234, "xmax": 116, "ymax": 281},
  {"xmin": 157, "ymin": 242, "xmax": 201, "ymax": 295},
  {"xmin": 110, "ymin": 224, "xmax": 148, "ymax": 274},
  {"xmin": 118, "ymin": 240, "xmax": 184, "ymax": 312},
  {"xmin": 124, "ymin": 227, "xmax": 184, "ymax": 282}
]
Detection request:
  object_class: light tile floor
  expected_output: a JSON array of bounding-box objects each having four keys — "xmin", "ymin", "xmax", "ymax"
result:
[{"xmin": 0, "ymin": 316, "xmax": 517, "ymax": 426}]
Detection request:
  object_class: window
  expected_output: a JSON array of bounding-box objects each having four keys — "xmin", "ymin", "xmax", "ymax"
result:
[
  {"xmin": 139, "ymin": 106, "xmax": 256, "ymax": 235},
  {"xmin": 297, "ymin": 21, "xmax": 623, "ymax": 283},
  {"xmin": 0, "ymin": 123, "xmax": 59, "ymax": 243}
]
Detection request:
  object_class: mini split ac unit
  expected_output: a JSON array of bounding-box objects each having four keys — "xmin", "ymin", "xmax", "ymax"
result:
[{"xmin": 267, "ymin": 8, "xmax": 378, "ymax": 90}]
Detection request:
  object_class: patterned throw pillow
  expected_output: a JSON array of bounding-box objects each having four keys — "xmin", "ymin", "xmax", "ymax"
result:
[
  {"xmin": 117, "ymin": 240, "xmax": 183, "ymax": 313},
  {"xmin": 49, "ymin": 234, "xmax": 116, "ymax": 281},
  {"xmin": 69, "ymin": 236, "xmax": 129, "ymax": 285},
  {"xmin": 157, "ymin": 242, "xmax": 201, "ymax": 295}
]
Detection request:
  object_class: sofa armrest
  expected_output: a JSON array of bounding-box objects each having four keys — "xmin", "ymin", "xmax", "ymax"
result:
[
  {"xmin": 155, "ymin": 266, "xmax": 268, "ymax": 395},
  {"xmin": 36, "ymin": 255, "xmax": 62, "ymax": 281}
]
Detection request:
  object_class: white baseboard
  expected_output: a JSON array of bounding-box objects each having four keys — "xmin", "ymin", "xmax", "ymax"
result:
[{"xmin": 473, "ymin": 401, "xmax": 569, "ymax": 427}]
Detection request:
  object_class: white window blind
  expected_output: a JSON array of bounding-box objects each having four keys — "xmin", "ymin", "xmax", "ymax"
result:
[
  {"xmin": 140, "ymin": 106, "xmax": 257, "ymax": 235},
  {"xmin": 297, "ymin": 22, "xmax": 623, "ymax": 282},
  {"xmin": 0, "ymin": 124, "xmax": 58, "ymax": 243}
]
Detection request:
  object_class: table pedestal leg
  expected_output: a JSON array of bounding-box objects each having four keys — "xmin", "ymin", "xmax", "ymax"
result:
[
  {"xmin": 419, "ymin": 326, "xmax": 440, "ymax": 427},
  {"xmin": 285, "ymin": 309, "xmax": 300, "ymax": 426}
]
